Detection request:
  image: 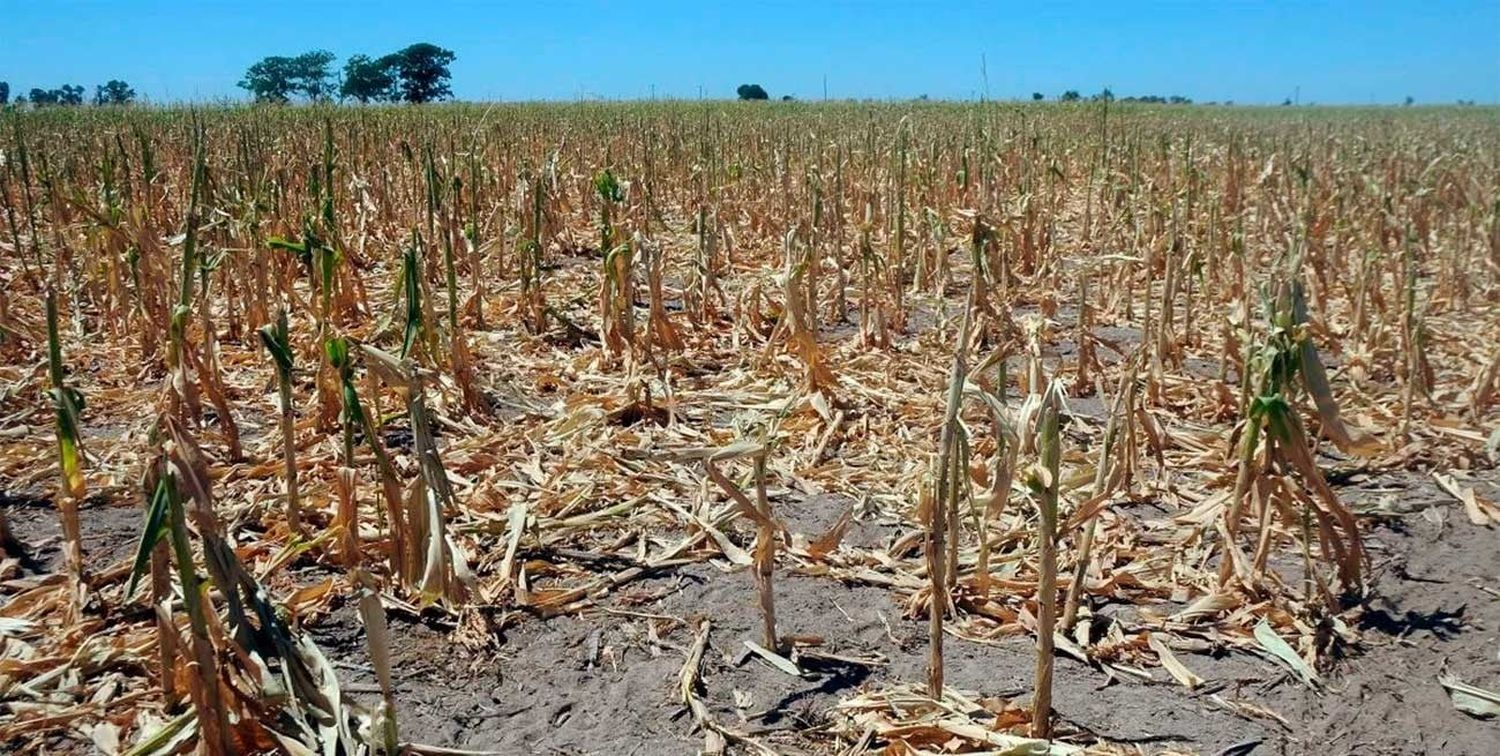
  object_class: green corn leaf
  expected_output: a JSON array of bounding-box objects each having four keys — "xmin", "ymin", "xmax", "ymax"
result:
[
  {"xmin": 1250, "ymin": 394, "xmax": 1293, "ymax": 443},
  {"xmin": 170, "ymin": 303, "xmax": 192, "ymax": 332},
  {"xmin": 265, "ymin": 235, "xmax": 306, "ymax": 256},
  {"xmin": 316, "ymin": 243, "xmax": 339, "ymax": 289},
  {"xmin": 401, "ymin": 239, "xmax": 422, "ymax": 359},
  {"xmin": 257, "ymin": 330, "xmax": 293, "ymax": 375},
  {"xmin": 46, "ymin": 291, "xmax": 85, "ymax": 498},
  {"xmin": 127, "ymin": 477, "xmax": 173, "ymax": 598},
  {"xmin": 324, "ymin": 336, "xmax": 349, "ymax": 369},
  {"xmin": 257, "ymin": 310, "xmax": 294, "ymax": 377},
  {"xmin": 45, "ymin": 290, "xmax": 66, "ymax": 390},
  {"xmin": 593, "ymin": 168, "xmax": 623, "ymax": 203}
]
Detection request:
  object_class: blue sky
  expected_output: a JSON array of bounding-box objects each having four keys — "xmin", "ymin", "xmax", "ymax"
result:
[{"xmin": 2, "ymin": 1, "xmax": 1497, "ymax": 104}]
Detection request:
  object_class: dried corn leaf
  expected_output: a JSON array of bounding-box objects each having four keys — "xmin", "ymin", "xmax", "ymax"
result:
[
  {"xmin": 1253, "ymin": 620, "xmax": 1318, "ymax": 688},
  {"xmin": 1147, "ymin": 633, "xmax": 1204, "ymax": 690},
  {"xmin": 1438, "ymin": 672, "xmax": 1500, "ymax": 719}
]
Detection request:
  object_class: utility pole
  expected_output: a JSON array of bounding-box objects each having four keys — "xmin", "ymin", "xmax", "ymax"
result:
[{"xmin": 980, "ymin": 53, "xmax": 990, "ymax": 103}]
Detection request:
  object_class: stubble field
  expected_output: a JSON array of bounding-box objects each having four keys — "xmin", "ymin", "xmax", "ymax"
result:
[{"xmin": 1, "ymin": 102, "xmax": 1498, "ymax": 755}]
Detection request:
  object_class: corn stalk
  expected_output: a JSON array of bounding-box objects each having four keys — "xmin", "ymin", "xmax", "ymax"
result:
[
  {"xmin": 926, "ymin": 301, "xmax": 972, "ymax": 696},
  {"xmin": 1028, "ymin": 381, "xmax": 1064, "ymax": 739},
  {"xmin": 360, "ymin": 344, "xmax": 476, "ymax": 606},
  {"xmin": 45, "ymin": 287, "xmax": 86, "ymax": 617},
  {"xmin": 705, "ymin": 444, "xmax": 780, "ymax": 652},
  {"xmin": 327, "ymin": 336, "xmax": 408, "ymax": 578},
  {"xmin": 257, "ymin": 307, "xmax": 300, "ymax": 533},
  {"xmin": 129, "ymin": 418, "xmax": 361, "ymax": 754}
]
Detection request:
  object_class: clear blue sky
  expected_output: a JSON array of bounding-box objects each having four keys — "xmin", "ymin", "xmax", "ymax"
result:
[{"xmin": 2, "ymin": 1, "xmax": 1497, "ymax": 105}]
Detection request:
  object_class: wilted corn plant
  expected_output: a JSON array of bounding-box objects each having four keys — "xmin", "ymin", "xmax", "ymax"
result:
[
  {"xmin": 596, "ymin": 169, "xmax": 635, "ymax": 360},
  {"xmin": 131, "ymin": 438, "xmax": 233, "ymax": 756},
  {"xmin": 970, "ymin": 349, "xmax": 1019, "ymax": 601},
  {"xmin": 857, "ymin": 212, "xmax": 889, "ymax": 348},
  {"xmin": 1061, "ymin": 351, "xmax": 1141, "ymax": 632},
  {"xmin": 325, "ymin": 337, "xmax": 407, "ymax": 752},
  {"xmin": 926, "ymin": 302, "xmax": 972, "ymax": 697},
  {"xmin": 166, "ymin": 121, "xmax": 207, "ymax": 427},
  {"xmin": 517, "ymin": 165, "xmax": 547, "ymax": 334},
  {"xmin": 191, "ymin": 246, "xmax": 244, "ymax": 461},
  {"xmin": 129, "ymin": 417, "xmax": 362, "ymax": 754},
  {"xmin": 399, "ymin": 233, "xmax": 426, "ymax": 361},
  {"xmin": 45, "ymin": 287, "xmax": 86, "ymax": 616},
  {"xmin": 783, "ymin": 226, "xmax": 837, "ymax": 397},
  {"xmin": 1218, "ymin": 277, "xmax": 1365, "ymax": 596},
  {"xmin": 258, "ymin": 307, "xmax": 301, "ymax": 533},
  {"xmin": 355, "ymin": 568, "xmax": 400, "ymax": 754},
  {"xmin": 1026, "ymin": 380, "xmax": 1065, "ymax": 739},
  {"xmin": 705, "ymin": 462, "xmax": 775, "ymax": 654},
  {"xmin": 360, "ymin": 343, "xmax": 475, "ymax": 605},
  {"xmin": 420, "ymin": 146, "xmax": 484, "ymax": 414},
  {"xmin": 327, "ymin": 336, "xmax": 365, "ymax": 566},
  {"xmin": 271, "ymin": 220, "xmax": 345, "ymax": 431},
  {"xmin": 327, "ymin": 336, "xmax": 407, "ymax": 576},
  {"xmin": 686, "ymin": 206, "xmax": 722, "ymax": 322},
  {"xmin": 461, "ymin": 145, "xmax": 487, "ymax": 329},
  {"xmin": 641, "ymin": 234, "xmax": 684, "ymax": 359}
]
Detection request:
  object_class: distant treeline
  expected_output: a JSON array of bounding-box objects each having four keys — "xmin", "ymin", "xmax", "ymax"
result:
[
  {"xmin": 1043, "ymin": 89, "xmax": 1190, "ymax": 103},
  {"xmin": 0, "ymin": 80, "xmax": 135, "ymax": 106},
  {"xmin": 0, "ymin": 73, "xmax": 1484, "ymax": 108},
  {"xmin": 238, "ymin": 44, "xmax": 456, "ymax": 104},
  {"xmin": 0, "ymin": 43, "xmax": 456, "ymax": 108}
]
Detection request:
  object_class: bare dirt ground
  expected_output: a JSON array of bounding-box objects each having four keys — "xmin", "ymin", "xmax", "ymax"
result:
[
  {"xmin": 3, "ymin": 107, "xmax": 1496, "ymax": 756},
  {"xmin": 11, "ymin": 471, "xmax": 1492, "ymax": 755},
  {"xmin": 4, "ymin": 285, "xmax": 1494, "ymax": 755}
]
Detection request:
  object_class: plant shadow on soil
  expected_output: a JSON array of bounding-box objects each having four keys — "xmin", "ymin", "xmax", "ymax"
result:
[
  {"xmin": 280, "ymin": 472, "xmax": 1498, "ymax": 755},
  {"xmin": 4, "ymin": 471, "xmax": 1497, "ymax": 755}
]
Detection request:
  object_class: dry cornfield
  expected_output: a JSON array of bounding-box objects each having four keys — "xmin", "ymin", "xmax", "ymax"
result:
[{"xmin": 1, "ymin": 102, "xmax": 1498, "ymax": 755}]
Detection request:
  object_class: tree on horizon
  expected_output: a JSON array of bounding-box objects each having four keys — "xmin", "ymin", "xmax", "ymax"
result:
[
  {"xmin": 94, "ymin": 80, "xmax": 136, "ymax": 105},
  {"xmin": 390, "ymin": 43, "xmax": 457, "ymax": 103},
  {"xmin": 29, "ymin": 84, "xmax": 85, "ymax": 106},
  {"xmin": 737, "ymin": 84, "xmax": 769, "ymax": 100},
  {"xmin": 239, "ymin": 50, "xmax": 337, "ymax": 103},
  {"xmin": 340, "ymin": 54, "xmax": 398, "ymax": 103}
]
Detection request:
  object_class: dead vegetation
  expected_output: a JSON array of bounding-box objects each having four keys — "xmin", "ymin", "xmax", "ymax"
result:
[{"xmin": 0, "ymin": 102, "xmax": 1498, "ymax": 755}]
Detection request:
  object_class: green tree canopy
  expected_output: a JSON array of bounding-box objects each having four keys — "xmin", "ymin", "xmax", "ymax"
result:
[
  {"xmin": 390, "ymin": 43, "xmax": 456, "ymax": 103},
  {"xmin": 737, "ymin": 84, "xmax": 769, "ymax": 100},
  {"xmin": 239, "ymin": 50, "xmax": 337, "ymax": 103},
  {"xmin": 340, "ymin": 54, "xmax": 398, "ymax": 103},
  {"xmin": 239, "ymin": 56, "xmax": 299, "ymax": 102},
  {"xmin": 295, "ymin": 50, "xmax": 338, "ymax": 101},
  {"xmin": 0, "ymin": 82, "xmax": 9, "ymax": 105},
  {"xmin": 1059, "ymin": 90, "xmax": 1081, "ymax": 102},
  {"xmin": 29, "ymin": 85, "xmax": 85, "ymax": 106},
  {"xmin": 94, "ymin": 80, "xmax": 136, "ymax": 105}
]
